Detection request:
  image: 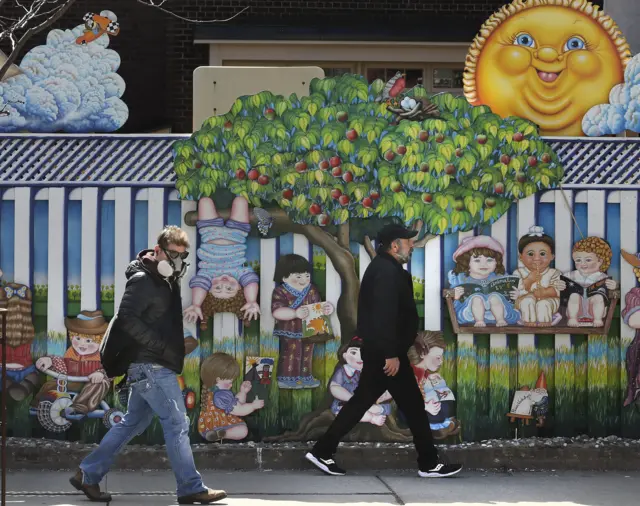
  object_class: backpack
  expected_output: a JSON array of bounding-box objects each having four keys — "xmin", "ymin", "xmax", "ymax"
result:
[{"xmin": 99, "ymin": 313, "xmax": 135, "ymax": 379}]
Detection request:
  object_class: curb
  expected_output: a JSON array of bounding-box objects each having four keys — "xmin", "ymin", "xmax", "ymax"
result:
[{"xmin": 8, "ymin": 438, "xmax": 640, "ymax": 471}]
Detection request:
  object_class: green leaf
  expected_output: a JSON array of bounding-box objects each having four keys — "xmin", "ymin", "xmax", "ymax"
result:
[
  {"xmin": 293, "ymin": 194, "xmax": 307, "ymax": 210},
  {"xmin": 231, "ymin": 99, "xmax": 243, "ymax": 116},
  {"xmin": 393, "ymin": 191, "xmax": 408, "ymax": 209}
]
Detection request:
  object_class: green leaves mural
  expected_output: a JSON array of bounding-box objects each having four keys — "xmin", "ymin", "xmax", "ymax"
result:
[{"xmin": 173, "ymin": 73, "xmax": 563, "ymax": 236}]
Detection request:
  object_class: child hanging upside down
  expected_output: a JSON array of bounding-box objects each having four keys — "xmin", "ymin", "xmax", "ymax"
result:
[{"xmin": 184, "ymin": 197, "xmax": 261, "ymax": 327}]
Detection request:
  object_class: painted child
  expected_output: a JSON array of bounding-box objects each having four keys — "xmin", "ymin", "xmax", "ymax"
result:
[
  {"xmin": 621, "ymin": 250, "xmax": 640, "ymax": 408},
  {"xmin": 34, "ymin": 311, "xmax": 110, "ymax": 415},
  {"xmin": 408, "ymin": 331, "xmax": 460, "ymax": 440},
  {"xmin": 0, "ymin": 280, "xmax": 38, "ymax": 402},
  {"xmin": 558, "ymin": 237, "xmax": 617, "ymax": 327},
  {"xmin": 329, "ymin": 337, "xmax": 392, "ymax": 427},
  {"xmin": 198, "ymin": 352, "xmax": 264, "ymax": 442},
  {"xmin": 449, "ymin": 235, "xmax": 520, "ymax": 327},
  {"xmin": 184, "ymin": 196, "xmax": 260, "ymax": 329},
  {"xmin": 272, "ymin": 254, "xmax": 334, "ymax": 389},
  {"xmin": 510, "ymin": 226, "xmax": 563, "ymax": 326}
]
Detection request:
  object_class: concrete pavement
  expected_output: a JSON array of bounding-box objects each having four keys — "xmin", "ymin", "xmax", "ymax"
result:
[{"xmin": 4, "ymin": 469, "xmax": 640, "ymax": 505}]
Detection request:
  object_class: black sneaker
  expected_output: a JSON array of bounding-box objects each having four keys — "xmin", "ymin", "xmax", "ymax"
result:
[
  {"xmin": 418, "ymin": 463, "xmax": 463, "ymax": 478},
  {"xmin": 305, "ymin": 451, "xmax": 346, "ymax": 476}
]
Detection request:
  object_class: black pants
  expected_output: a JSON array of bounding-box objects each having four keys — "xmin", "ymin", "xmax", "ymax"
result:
[{"xmin": 313, "ymin": 352, "xmax": 439, "ymax": 470}]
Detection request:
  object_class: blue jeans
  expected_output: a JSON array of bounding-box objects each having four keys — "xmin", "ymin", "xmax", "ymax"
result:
[{"xmin": 80, "ymin": 364, "xmax": 206, "ymax": 497}]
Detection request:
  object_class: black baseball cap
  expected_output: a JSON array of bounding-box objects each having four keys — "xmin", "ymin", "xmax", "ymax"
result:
[{"xmin": 376, "ymin": 223, "xmax": 418, "ymax": 247}]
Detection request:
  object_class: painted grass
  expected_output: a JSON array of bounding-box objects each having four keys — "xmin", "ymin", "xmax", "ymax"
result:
[
  {"xmin": 607, "ymin": 332, "xmax": 621, "ymax": 434},
  {"xmin": 456, "ymin": 339, "xmax": 477, "ymax": 441},
  {"xmin": 554, "ymin": 344, "xmax": 575, "ymax": 436},
  {"xmin": 516, "ymin": 345, "xmax": 539, "ymax": 389},
  {"xmin": 475, "ymin": 335, "xmax": 490, "ymax": 440},
  {"xmin": 489, "ymin": 346, "xmax": 510, "ymax": 439},
  {"xmin": 259, "ymin": 331, "xmax": 281, "ymax": 437},
  {"xmin": 587, "ymin": 335, "xmax": 608, "ymax": 437},
  {"xmin": 573, "ymin": 336, "xmax": 588, "ymax": 434}
]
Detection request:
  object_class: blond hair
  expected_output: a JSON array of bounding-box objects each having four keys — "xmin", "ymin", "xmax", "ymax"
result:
[
  {"xmin": 157, "ymin": 225, "xmax": 190, "ymax": 249},
  {"xmin": 572, "ymin": 236, "xmax": 612, "ymax": 272},
  {"xmin": 0, "ymin": 283, "xmax": 35, "ymax": 346}
]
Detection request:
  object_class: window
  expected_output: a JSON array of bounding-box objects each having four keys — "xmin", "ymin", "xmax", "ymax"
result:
[
  {"xmin": 322, "ymin": 67, "xmax": 353, "ymax": 78},
  {"xmin": 366, "ymin": 67, "xmax": 424, "ymax": 88},
  {"xmin": 432, "ymin": 67, "xmax": 464, "ymax": 93}
]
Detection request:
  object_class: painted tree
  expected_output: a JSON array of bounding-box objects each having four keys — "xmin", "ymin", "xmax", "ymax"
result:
[{"xmin": 174, "ymin": 73, "xmax": 565, "ymax": 345}]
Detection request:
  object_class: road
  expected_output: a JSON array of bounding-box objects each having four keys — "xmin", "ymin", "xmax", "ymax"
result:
[{"xmin": 3, "ymin": 469, "xmax": 639, "ymax": 505}]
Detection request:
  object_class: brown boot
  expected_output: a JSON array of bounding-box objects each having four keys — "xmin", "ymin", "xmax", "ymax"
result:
[
  {"xmin": 69, "ymin": 470, "xmax": 112, "ymax": 502},
  {"xmin": 178, "ymin": 487, "xmax": 227, "ymax": 504}
]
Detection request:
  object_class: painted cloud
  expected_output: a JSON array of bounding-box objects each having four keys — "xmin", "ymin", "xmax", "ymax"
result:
[
  {"xmin": 582, "ymin": 53, "xmax": 640, "ymax": 136},
  {"xmin": 0, "ymin": 12, "xmax": 128, "ymax": 133}
]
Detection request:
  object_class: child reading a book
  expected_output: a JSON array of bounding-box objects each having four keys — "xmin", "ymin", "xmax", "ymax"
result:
[
  {"xmin": 510, "ymin": 226, "xmax": 563, "ymax": 326},
  {"xmin": 448, "ymin": 235, "xmax": 520, "ymax": 327},
  {"xmin": 329, "ymin": 337, "xmax": 392, "ymax": 427},
  {"xmin": 198, "ymin": 352, "xmax": 264, "ymax": 442},
  {"xmin": 272, "ymin": 254, "xmax": 334, "ymax": 389},
  {"xmin": 558, "ymin": 237, "xmax": 617, "ymax": 327}
]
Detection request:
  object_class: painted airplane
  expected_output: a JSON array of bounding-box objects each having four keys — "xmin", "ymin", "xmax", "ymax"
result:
[{"xmin": 76, "ymin": 11, "xmax": 120, "ymax": 45}]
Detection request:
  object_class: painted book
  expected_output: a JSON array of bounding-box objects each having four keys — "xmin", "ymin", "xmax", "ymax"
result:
[
  {"xmin": 456, "ymin": 275, "xmax": 520, "ymax": 303},
  {"xmin": 301, "ymin": 302, "xmax": 333, "ymax": 340}
]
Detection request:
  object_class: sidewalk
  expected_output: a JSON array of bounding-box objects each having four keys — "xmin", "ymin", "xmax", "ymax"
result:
[{"xmin": 5, "ymin": 469, "xmax": 640, "ymax": 506}]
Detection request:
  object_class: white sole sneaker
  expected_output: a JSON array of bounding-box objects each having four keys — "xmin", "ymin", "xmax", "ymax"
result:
[
  {"xmin": 418, "ymin": 466, "xmax": 462, "ymax": 478},
  {"xmin": 305, "ymin": 452, "xmax": 346, "ymax": 476}
]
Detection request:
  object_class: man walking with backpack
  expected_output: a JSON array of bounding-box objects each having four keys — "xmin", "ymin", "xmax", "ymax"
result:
[{"xmin": 69, "ymin": 226, "xmax": 226, "ymax": 504}]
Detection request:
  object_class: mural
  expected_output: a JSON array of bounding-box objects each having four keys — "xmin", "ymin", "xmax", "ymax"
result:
[
  {"xmin": 198, "ymin": 352, "xmax": 265, "ymax": 442},
  {"xmin": 176, "ymin": 72, "xmax": 565, "ymax": 346},
  {"xmin": 0, "ymin": 10, "xmax": 127, "ymax": 133},
  {"xmin": 409, "ymin": 331, "xmax": 461, "ymax": 440},
  {"xmin": 622, "ymin": 250, "xmax": 640, "ymax": 409},
  {"xmin": 30, "ymin": 310, "xmax": 123, "ymax": 433},
  {"xmin": 464, "ymin": 0, "xmax": 632, "ymax": 136},
  {"xmin": 507, "ymin": 372, "xmax": 549, "ymax": 427},
  {"xmin": 184, "ymin": 196, "xmax": 261, "ymax": 330},
  {"xmin": 445, "ymin": 228, "xmax": 619, "ymax": 334},
  {"xmin": 272, "ymin": 254, "xmax": 334, "ymax": 389},
  {"xmin": 583, "ymin": 53, "xmax": 640, "ymax": 136},
  {"xmin": 0, "ymin": 281, "xmax": 38, "ymax": 402}
]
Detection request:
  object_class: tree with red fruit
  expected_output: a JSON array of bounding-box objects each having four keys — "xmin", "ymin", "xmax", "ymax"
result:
[
  {"xmin": 173, "ymin": 73, "xmax": 564, "ymax": 443},
  {"xmin": 174, "ymin": 73, "xmax": 564, "ymax": 347}
]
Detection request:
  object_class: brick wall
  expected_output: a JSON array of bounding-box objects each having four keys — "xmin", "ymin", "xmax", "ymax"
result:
[{"xmin": 1, "ymin": 0, "xmax": 605, "ymax": 133}]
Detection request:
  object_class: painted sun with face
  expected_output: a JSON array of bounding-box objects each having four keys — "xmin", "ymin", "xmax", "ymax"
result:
[{"xmin": 464, "ymin": 0, "xmax": 631, "ymax": 136}]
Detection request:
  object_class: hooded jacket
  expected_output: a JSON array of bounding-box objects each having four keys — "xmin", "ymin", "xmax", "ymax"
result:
[
  {"xmin": 101, "ymin": 250, "xmax": 186, "ymax": 377},
  {"xmin": 356, "ymin": 252, "xmax": 420, "ymax": 359}
]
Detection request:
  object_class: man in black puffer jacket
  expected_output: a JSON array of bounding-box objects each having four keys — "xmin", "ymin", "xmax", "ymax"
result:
[{"xmin": 69, "ymin": 226, "xmax": 226, "ymax": 505}]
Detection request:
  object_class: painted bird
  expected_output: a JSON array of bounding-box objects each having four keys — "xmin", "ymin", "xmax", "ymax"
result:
[{"xmin": 382, "ymin": 72, "xmax": 407, "ymax": 101}]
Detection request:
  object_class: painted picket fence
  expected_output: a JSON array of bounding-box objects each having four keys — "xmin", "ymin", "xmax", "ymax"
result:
[{"xmin": 0, "ymin": 134, "xmax": 639, "ymax": 443}]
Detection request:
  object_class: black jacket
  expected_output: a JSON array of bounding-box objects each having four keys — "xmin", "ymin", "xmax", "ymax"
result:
[
  {"xmin": 357, "ymin": 252, "xmax": 420, "ymax": 359},
  {"xmin": 101, "ymin": 250, "xmax": 186, "ymax": 377}
]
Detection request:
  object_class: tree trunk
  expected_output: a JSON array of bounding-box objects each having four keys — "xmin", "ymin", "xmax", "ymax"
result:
[{"xmin": 185, "ymin": 208, "xmax": 359, "ymax": 344}]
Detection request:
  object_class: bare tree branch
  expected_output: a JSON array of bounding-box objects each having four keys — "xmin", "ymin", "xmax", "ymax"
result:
[
  {"xmin": 0, "ymin": 0, "xmax": 75, "ymax": 81},
  {"xmin": 136, "ymin": 0, "xmax": 250, "ymax": 23},
  {"xmin": 0, "ymin": 0, "xmax": 251, "ymax": 87},
  {"xmin": 363, "ymin": 235, "xmax": 376, "ymax": 260}
]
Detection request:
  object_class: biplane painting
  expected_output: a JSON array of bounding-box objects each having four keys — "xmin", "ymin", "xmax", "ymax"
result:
[{"xmin": 0, "ymin": 10, "xmax": 127, "ymax": 133}]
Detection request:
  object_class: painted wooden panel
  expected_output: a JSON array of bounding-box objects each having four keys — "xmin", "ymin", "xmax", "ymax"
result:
[
  {"xmin": 13, "ymin": 187, "xmax": 31, "ymax": 287},
  {"xmin": 81, "ymin": 188, "xmax": 99, "ymax": 311},
  {"xmin": 46, "ymin": 188, "xmax": 67, "ymax": 344},
  {"xmin": 424, "ymin": 236, "xmax": 442, "ymax": 331},
  {"xmin": 113, "ymin": 188, "xmax": 132, "ymax": 314}
]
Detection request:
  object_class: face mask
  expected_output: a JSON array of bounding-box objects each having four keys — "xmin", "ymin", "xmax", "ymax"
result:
[{"xmin": 158, "ymin": 248, "xmax": 189, "ymax": 279}]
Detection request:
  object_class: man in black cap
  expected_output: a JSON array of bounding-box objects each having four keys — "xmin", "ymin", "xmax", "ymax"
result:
[{"xmin": 305, "ymin": 223, "xmax": 462, "ymax": 478}]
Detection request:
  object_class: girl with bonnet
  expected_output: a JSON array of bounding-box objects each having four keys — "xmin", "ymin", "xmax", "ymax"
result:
[{"xmin": 449, "ymin": 235, "xmax": 520, "ymax": 327}]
